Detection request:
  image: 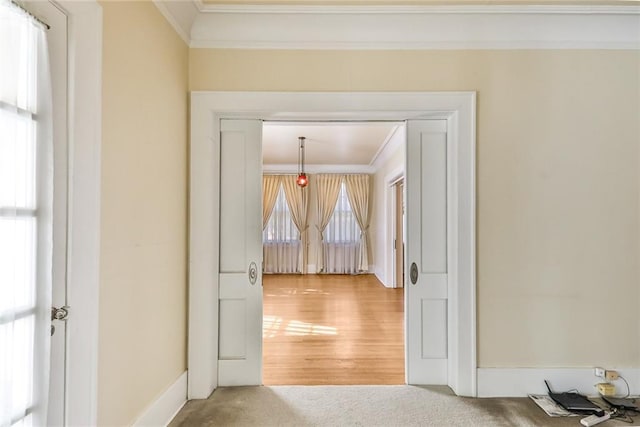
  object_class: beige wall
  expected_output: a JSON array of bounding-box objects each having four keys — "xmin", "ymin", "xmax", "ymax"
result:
[
  {"xmin": 99, "ymin": 2, "xmax": 189, "ymax": 425},
  {"xmin": 192, "ymin": 49, "xmax": 640, "ymax": 368}
]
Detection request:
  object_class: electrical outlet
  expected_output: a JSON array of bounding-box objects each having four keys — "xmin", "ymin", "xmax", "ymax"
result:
[
  {"xmin": 594, "ymin": 367, "xmax": 605, "ymax": 378},
  {"xmin": 605, "ymin": 370, "xmax": 619, "ymax": 381},
  {"xmin": 597, "ymin": 382, "xmax": 616, "ymax": 396}
]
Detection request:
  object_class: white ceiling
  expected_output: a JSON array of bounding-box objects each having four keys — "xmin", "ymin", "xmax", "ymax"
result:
[{"xmin": 262, "ymin": 122, "xmax": 400, "ymax": 167}]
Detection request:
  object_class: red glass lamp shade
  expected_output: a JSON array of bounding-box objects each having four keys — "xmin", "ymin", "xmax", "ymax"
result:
[{"xmin": 296, "ymin": 173, "xmax": 308, "ymax": 188}]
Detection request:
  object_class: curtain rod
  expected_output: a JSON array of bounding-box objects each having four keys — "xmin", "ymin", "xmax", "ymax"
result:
[{"xmin": 9, "ymin": 0, "xmax": 50, "ymax": 30}]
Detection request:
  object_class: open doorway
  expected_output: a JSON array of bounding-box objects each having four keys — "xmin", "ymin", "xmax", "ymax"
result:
[
  {"xmin": 188, "ymin": 91, "xmax": 476, "ymax": 399},
  {"xmin": 261, "ymin": 121, "xmax": 406, "ymax": 385}
]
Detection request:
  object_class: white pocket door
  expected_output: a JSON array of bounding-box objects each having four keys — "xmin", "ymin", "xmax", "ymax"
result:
[
  {"xmin": 405, "ymin": 119, "xmax": 449, "ymax": 385},
  {"xmin": 217, "ymin": 119, "xmax": 263, "ymax": 386}
]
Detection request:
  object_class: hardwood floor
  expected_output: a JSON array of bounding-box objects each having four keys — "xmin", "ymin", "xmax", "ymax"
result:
[{"xmin": 262, "ymin": 274, "xmax": 404, "ymax": 385}]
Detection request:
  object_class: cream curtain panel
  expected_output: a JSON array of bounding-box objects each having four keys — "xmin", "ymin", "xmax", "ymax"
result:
[
  {"xmin": 262, "ymin": 175, "xmax": 281, "ymax": 230},
  {"xmin": 281, "ymin": 175, "xmax": 310, "ymax": 274},
  {"xmin": 263, "ymin": 182, "xmax": 300, "ymax": 274},
  {"xmin": 315, "ymin": 174, "xmax": 342, "ymax": 273},
  {"xmin": 1, "ymin": 2, "xmax": 54, "ymax": 426},
  {"xmin": 344, "ymin": 174, "xmax": 371, "ymax": 272}
]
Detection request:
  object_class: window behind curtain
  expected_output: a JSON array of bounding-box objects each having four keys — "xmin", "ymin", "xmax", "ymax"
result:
[
  {"xmin": 324, "ymin": 182, "xmax": 359, "ymax": 244},
  {"xmin": 263, "ymin": 185, "xmax": 300, "ymax": 273},
  {"xmin": 263, "ymin": 185, "xmax": 298, "ymax": 243},
  {"xmin": 323, "ymin": 182, "xmax": 360, "ymax": 273}
]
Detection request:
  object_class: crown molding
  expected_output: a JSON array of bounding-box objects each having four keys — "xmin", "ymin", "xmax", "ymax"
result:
[
  {"xmin": 198, "ymin": 4, "xmax": 640, "ymax": 14},
  {"xmin": 192, "ymin": 0, "xmax": 206, "ymax": 12},
  {"xmin": 152, "ymin": 0, "xmax": 200, "ymax": 45},
  {"xmin": 155, "ymin": 1, "xmax": 640, "ymax": 49},
  {"xmin": 370, "ymin": 125, "xmax": 404, "ymax": 171}
]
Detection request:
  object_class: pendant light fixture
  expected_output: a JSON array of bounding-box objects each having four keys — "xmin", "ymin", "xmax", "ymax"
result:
[{"xmin": 296, "ymin": 136, "xmax": 309, "ymax": 188}]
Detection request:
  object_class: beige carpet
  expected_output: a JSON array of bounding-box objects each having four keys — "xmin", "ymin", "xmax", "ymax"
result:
[{"xmin": 169, "ymin": 385, "xmax": 632, "ymax": 426}]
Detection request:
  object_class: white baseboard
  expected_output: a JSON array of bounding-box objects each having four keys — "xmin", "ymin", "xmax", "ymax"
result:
[
  {"xmin": 133, "ymin": 371, "xmax": 187, "ymax": 427},
  {"xmin": 477, "ymin": 368, "xmax": 640, "ymax": 398},
  {"xmin": 374, "ymin": 269, "xmax": 394, "ymax": 288},
  {"xmin": 366, "ymin": 264, "xmax": 376, "ymax": 276}
]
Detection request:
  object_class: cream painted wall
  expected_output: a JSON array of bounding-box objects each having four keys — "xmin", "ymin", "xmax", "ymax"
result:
[
  {"xmin": 192, "ymin": 49, "xmax": 640, "ymax": 368},
  {"xmin": 100, "ymin": 2, "xmax": 188, "ymax": 425}
]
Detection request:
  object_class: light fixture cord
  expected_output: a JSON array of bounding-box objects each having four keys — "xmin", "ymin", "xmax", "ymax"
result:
[
  {"xmin": 301, "ymin": 137, "xmax": 305, "ymax": 174},
  {"xmin": 298, "ymin": 137, "xmax": 306, "ymax": 175},
  {"xmin": 298, "ymin": 138, "xmax": 301, "ymax": 175}
]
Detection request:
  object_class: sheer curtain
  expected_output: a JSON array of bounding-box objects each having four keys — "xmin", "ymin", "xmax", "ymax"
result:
[
  {"xmin": 1, "ymin": 2, "xmax": 54, "ymax": 426},
  {"xmin": 314, "ymin": 174, "xmax": 342, "ymax": 273},
  {"xmin": 281, "ymin": 175, "xmax": 309, "ymax": 274},
  {"xmin": 323, "ymin": 181, "xmax": 361, "ymax": 274},
  {"xmin": 263, "ymin": 184, "xmax": 300, "ymax": 273},
  {"xmin": 344, "ymin": 174, "xmax": 371, "ymax": 272}
]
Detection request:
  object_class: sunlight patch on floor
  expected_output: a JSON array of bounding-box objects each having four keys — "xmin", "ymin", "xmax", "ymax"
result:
[
  {"xmin": 263, "ymin": 315, "xmax": 338, "ymax": 338},
  {"xmin": 301, "ymin": 288, "xmax": 331, "ymax": 295},
  {"xmin": 263, "ymin": 315, "xmax": 283, "ymax": 338},
  {"xmin": 285, "ymin": 320, "xmax": 338, "ymax": 336},
  {"xmin": 263, "ymin": 289, "xmax": 331, "ymax": 297}
]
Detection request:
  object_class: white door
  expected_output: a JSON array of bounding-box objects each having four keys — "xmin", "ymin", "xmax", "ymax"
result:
[
  {"xmin": 1, "ymin": 1, "xmax": 67, "ymax": 425},
  {"xmin": 405, "ymin": 119, "xmax": 449, "ymax": 384},
  {"xmin": 218, "ymin": 119, "xmax": 263, "ymax": 386},
  {"xmin": 25, "ymin": 2, "xmax": 69, "ymax": 423}
]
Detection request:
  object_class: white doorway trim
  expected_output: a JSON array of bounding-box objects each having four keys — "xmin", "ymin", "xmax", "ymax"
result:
[
  {"xmin": 51, "ymin": 1, "xmax": 102, "ymax": 424},
  {"xmin": 189, "ymin": 91, "xmax": 476, "ymax": 398},
  {"xmin": 393, "ymin": 177, "xmax": 404, "ymax": 289},
  {"xmin": 385, "ymin": 166, "xmax": 405, "ymax": 289}
]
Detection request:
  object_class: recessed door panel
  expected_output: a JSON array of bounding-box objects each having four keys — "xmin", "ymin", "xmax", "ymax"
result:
[
  {"xmin": 220, "ymin": 132, "xmax": 247, "ymax": 273},
  {"xmin": 219, "ymin": 299, "xmax": 247, "ymax": 359},
  {"xmin": 421, "ymin": 299, "xmax": 448, "ymax": 359},
  {"xmin": 420, "ymin": 131, "xmax": 447, "ymax": 274}
]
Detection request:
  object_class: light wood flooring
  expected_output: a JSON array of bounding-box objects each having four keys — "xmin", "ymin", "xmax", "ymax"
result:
[{"xmin": 262, "ymin": 274, "xmax": 404, "ymax": 385}]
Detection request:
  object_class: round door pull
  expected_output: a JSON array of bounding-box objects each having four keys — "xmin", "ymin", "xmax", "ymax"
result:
[
  {"xmin": 410, "ymin": 262, "xmax": 418, "ymax": 285},
  {"xmin": 248, "ymin": 262, "xmax": 258, "ymax": 285}
]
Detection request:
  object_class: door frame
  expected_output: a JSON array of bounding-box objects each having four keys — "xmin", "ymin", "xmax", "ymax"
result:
[
  {"xmin": 56, "ymin": 4, "xmax": 102, "ymax": 424},
  {"xmin": 385, "ymin": 167, "xmax": 405, "ymax": 289},
  {"xmin": 392, "ymin": 177, "xmax": 404, "ymax": 289},
  {"xmin": 189, "ymin": 91, "xmax": 476, "ymax": 398},
  {"xmin": 23, "ymin": 1, "xmax": 103, "ymax": 424}
]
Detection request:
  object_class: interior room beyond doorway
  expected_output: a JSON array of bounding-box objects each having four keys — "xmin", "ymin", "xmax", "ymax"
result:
[{"xmin": 261, "ymin": 121, "xmax": 406, "ymax": 385}]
